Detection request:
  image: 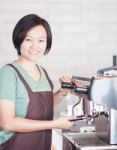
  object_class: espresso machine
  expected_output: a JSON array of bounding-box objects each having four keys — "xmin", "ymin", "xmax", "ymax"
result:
[{"xmin": 62, "ymin": 56, "xmax": 117, "ymax": 150}]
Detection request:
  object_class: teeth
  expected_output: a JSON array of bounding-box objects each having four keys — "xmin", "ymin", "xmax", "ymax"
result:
[{"xmin": 29, "ymin": 51, "xmax": 39, "ymax": 54}]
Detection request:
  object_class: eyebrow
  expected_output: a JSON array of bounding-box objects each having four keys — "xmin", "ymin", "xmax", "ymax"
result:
[{"xmin": 25, "ymin": 35, "xmax": 46, "ymax": 39}]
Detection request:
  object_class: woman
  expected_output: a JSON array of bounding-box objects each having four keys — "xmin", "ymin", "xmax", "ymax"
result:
[{"xmin": 0, "ymin": 14, "xmax": 74, "ymax": 150}]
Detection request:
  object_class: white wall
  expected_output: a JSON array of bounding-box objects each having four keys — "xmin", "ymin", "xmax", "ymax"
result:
[
  {"xmin": 1, "ymin": 0, "xmax": 117, "ymax": 85},
  {"xmin": 1, "ymin": 0, "xmax": 117, "ymax": 149}
]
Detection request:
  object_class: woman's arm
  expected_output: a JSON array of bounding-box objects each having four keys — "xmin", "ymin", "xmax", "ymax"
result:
[
  {"xmin": 53, "ymin": 88, "xmax": 69, "ymax": 105},
  {"xmin": 0, "ymin": 99, "xmax": 74, "ymax": 132},
  {"xmin": 53, "ymin": 76, "xmax": 72, "ymax": 105}
]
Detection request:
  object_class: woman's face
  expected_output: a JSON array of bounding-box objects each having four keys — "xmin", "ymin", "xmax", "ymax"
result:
[{"xmin": 20, "ymin": 25, "xmax": 47, "ymax": 62}]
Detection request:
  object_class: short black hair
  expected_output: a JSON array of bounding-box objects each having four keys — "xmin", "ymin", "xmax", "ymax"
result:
[{"xmin": 12, "ymin": 14, "xmax": 52, "ymax": 55}]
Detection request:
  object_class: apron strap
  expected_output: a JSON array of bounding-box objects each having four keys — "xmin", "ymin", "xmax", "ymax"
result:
[
  {"xmin": 40, "ymin": 66, "xmax": 54, "ymax": 90},
  {"xmin": 7, "ymin": 64, "xmax": 32, "ymax": 93}
]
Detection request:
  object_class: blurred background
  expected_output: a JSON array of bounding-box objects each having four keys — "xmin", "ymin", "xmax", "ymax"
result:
[{"xmin": 1, "ymin": 0, "xmax": 117, "ymax": 149}]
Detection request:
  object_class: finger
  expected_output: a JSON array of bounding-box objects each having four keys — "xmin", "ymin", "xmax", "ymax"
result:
[{"xmin": 60, "ymin": 76, "xmax": 72, "ymax": 82}]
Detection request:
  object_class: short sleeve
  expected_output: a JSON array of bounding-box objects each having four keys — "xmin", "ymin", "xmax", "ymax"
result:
[{"xmin": 0, "ymin": 65, "xmax": 17, "ymax": 102}]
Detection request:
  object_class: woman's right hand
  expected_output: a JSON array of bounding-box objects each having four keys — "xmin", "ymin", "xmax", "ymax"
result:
[{"xmin": 53, "ymin": 116, "xmax": 75, "ymax": 129}]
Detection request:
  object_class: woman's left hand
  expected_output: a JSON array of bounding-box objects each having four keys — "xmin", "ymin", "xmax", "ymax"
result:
[
  {"xmin": 59, "ymin": 76, "xmax": 72, "ymax": 96},
  {"xmin": 59, "ymin": 76, "xmax": 72, "ymax": 83},
  {"xmin": 53, "ymin": 76, "xmax": 72, "ymax": 105}
]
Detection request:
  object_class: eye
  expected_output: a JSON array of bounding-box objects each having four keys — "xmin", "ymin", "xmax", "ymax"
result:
[
  {"xmin": 25, "ymin": 38, "xmax": 32, "ymax": 41},
  {"xmin": 38, "ymin": 39, "xmax": 45, "ymax": 42}
]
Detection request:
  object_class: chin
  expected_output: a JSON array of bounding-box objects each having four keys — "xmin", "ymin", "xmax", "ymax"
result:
[{"xmin": 28, "ymin": 56, "xmax": 41, "ymax": 62}]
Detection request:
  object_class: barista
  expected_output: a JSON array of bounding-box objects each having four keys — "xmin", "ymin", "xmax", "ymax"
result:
[{"xmin": 0, "ymin": 14, "xmax": 75, "ymax": 150}]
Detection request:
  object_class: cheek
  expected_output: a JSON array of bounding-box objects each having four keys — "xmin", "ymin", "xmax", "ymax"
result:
[
  {"xmin": 40, "ymin": 43, "xmax": 47, "ymax": 51},
  {"xmin": 20, "ymin": 43, "xmax": 29, "ymax": 51}
]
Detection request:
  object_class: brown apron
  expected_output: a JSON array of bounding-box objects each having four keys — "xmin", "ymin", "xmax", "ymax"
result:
[{"xmin": 0, "ymin": 64, "xmax": 53, "ymax": 150}]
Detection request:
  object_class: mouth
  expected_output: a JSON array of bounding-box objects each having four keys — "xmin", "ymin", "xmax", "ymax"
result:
[{"xmin": 28, "ymin": 51, "xmax": 40, "ymax": 55}]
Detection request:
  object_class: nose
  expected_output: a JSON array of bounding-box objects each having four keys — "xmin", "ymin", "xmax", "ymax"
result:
[{"xmin": 31, "ymin": 41, "xmax": 38, "ymax": 50}]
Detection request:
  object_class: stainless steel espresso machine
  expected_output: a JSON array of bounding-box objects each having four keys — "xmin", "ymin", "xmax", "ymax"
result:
[{"xmin": 62, "ymin": 59, "xmax": 117, "ymax": 150}]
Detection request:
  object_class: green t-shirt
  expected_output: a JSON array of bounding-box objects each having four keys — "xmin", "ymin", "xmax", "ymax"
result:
[{"xmin": 0, "ymin": 61, "xmax": 52, "ymax": 144}]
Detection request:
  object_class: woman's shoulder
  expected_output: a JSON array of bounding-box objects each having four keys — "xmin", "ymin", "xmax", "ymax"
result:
[{"xmin": 0, "ymin": 62, "xmax": 17, "ymax": 79}]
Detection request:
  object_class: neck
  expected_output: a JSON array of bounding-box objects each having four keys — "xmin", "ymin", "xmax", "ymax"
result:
[
  {"xmin": 17, "ymin": 57, "xmax": 37, "ymax": 71},
  {"xmin": 16, "ymin": 57, "xmax": 40, "ymax": 81}
]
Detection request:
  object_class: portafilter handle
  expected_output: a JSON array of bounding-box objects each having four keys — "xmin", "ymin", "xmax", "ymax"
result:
[
  {"xmin": 61, "ymin": 82, "xmax": 76, "ymax": 89},
  {"xmin": 72, "ymin": 76, "xmax": 95, "ymax": 97}
]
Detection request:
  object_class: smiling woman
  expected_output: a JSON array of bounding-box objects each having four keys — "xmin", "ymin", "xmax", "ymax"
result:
[
  {"xmin": 19, "ymin": 25, "xmax": 47, "ymax": 62},
  {"xmin": 0, "ymin": 14, "xmax": 74, "ymax": 150},
  {"xmin": 17, "ymin": 25, "xmax": 48, "ymax": 80}
]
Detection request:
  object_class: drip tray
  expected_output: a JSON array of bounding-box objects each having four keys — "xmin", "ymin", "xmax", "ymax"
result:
[{"xmin": 63, "ymin": 132, "xmax": 117, "ymax": 150}]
